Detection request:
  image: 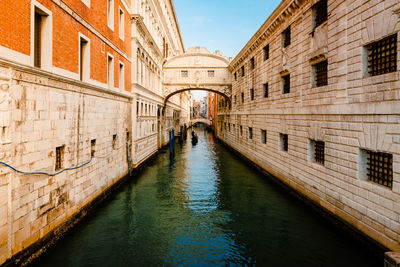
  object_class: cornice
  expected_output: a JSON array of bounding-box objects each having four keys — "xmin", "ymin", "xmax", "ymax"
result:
[
  {"xmin": 131, "ymin": 14, "xmax": 162, "ymax": 58},
  {"xmin": 164, "ymin": 52, "xmax": 231, "ymax": 66},
  {"xmin": 229, "ymin": 0, "xmax": 305, "ymax": 71},
  {"xmin": 169, "ymin": 0, "xmax": 185, "ymax": 52}
]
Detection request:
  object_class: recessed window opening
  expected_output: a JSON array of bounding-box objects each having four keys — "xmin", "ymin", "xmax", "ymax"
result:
[
  {"xmin": 91, "ymin": 139, "xmax": 96, "ymax": 157},
  {"xmin": 112, "ymin": 134, "xmax": 117, "ymax": 150},
  {"xmin": 263, "ymin": 83, "xmax": 269, "ymax": 98},
  {"xmin": 263, "ymin": 44, "xmax": 269, "ymax": 61},
  {"xmin": 313, "ymin": 0, "xmax": 328, "ymax": 30},
  {"xmin": 261, "ymin": 130, "xmax": 267, "ymax": 144},
  {"xmin": 79, "ymin": 37, "xmax": 89, "ymax": 81},
  {"xmin": 313, "ymin": 60, "xmax": 328, "ymax": 87},
  {"xmin": 119, "ymin": 62, "xmax": 124, "ymax": 90},
  {"xmin": 250, "ymin": 57, "xmax": 255, "ymax": 70},
  {"xmin": 240, "ymin": 126, "xmax": 243, "ymax": 136},
  {"xmin": 362, "ymin": 150, "xmax": 393, "ymax": 188},
  {"xmin": 250, "ymin": 88, "xmax": 254, "ymax": 101},
  {"xmin": 181, "ymin": 70, "xmax": 188, "ymax": 77},
  {"xmin": 280, "ymin": 133, "xmax": 288, "ymax": 151},
  {"xmin": 55, "ymin": 145, "xmax": 64, "ymax": 170},
  {"xmin": 248, "ymin": 127, "xmax": 253, "ymax": 139},
  {"xmin": 208, "ymin": 70, "xmax": 215, "ymax": 77},
  {"xmin": 241, "ymin": 92, "xmax": 244, "ymax": 103},
  {"xmin": 282, "ymin": 74, "xmax": 290, "ymax": 94},
  {"xmin": 107, "ymin": 0, "xmax": 114, "ymax": 29},
  {"xmin": 241, "ymin": 65, "xmax": 245, "ymax": 77},
  {"xmin": 282, "ymin": 26, "xmax": 291, "ymax": 48},
  {"xmin": 107, "ymin": 55, "xmax": 114, "ymax": 89},
  {"xmin": 119, "ymin": 7, "xmax": 124, "ymax": 39},
  {"xmin": 366, "ymin": 34, "xmax": 397, "ymax": 76}
]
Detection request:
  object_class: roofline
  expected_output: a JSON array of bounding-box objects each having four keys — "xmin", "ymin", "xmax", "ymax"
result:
[{"xmin": 169, "ymin": 0, "xmax": 185, "ymax": 53}]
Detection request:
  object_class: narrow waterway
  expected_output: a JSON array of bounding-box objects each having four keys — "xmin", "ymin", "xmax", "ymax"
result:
[{"xmin": 31, "ymin": 126, "xmax": 383, "ymax": 266}]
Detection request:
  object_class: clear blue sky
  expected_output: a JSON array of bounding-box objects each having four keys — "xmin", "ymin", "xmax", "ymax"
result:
[{"xmin": 174, "ymin": 0, "xmax": 282, "ymax": 58}]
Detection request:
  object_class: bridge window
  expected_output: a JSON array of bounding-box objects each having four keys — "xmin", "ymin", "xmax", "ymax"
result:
[
  {"xmin": 241, "ymin": 65, "xmax": 245, "ymax": 77},
  {"xmin": 208, "ymin": 70, "xmax": 215, "ymax": 77},
  {"xmin": 250, "ymin": 57, "xmax": 255, "ymax": 70},
  {"xmin": 263, "ymin": 83, "xmax": 269, "ymax": 98},
  {"xmin": 181, "ymin": 70, "xmax": 188, "ymax": 78},
  {"xmin": 282, "ymin": 26, "xmax": 291, "ymax": 48},
  {"xmin": 241, "ymin": 92, "xmax": 244, "ymax": 103},
  {"xmin": 250, "ymin": 88, "xmax": 254, "ymax": 101},
  {"xmin": 263, "ymin": 44, "xmax": 269, "ymax": 61},
  {"xmin": 248, "ymin": 127, "xmax": 253, "ymax": 139},
  {"xmin": 282, "ymin": 74, "xmax": 290, "ymax": 94},
  {"xmin": 261, "ymin": 130, "xmax": 267, "ymax": 144}
]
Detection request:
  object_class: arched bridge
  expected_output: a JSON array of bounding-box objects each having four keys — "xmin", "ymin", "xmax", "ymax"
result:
[
  {"xmin": 190, "ymin": 118, "xmax": 211, "ymax": 126},
  {"xmin": 163, "ymin": 47, "xmax": 232, "ymax": 105}
]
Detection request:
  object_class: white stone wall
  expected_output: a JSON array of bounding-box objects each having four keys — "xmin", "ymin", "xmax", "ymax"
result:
[
  {"xmin": 218, "ymin": 0, "xmax": 400, "ymax": 250},
  {"xmin": 0, "ymin": 62, "xmax": 131, "ymax": 264}
]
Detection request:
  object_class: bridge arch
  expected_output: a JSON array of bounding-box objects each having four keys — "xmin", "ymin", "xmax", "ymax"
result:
[{"xmin": 163, "ymin": 47, "xmax": 232, "ymax": 105}]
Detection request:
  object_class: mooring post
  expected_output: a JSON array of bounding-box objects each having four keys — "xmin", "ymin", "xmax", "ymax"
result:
[{"xmin": 169, "ymin": 130, "xmax": 172, "ymax": 154}]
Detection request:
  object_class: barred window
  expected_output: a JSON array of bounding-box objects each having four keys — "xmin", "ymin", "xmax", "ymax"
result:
[
  {"xmin": 282, "ymin": 74, "xmax": 290, "ymax": 94},
  {"xmin": 228, "ymin": 123, "xmax": 231, "ymax": 132},
  {"xmin": 240, "ymin": 126, "xmax": 243, "ymax": 136},
  {"xmin": 55, "ymin": 145, "xmax": 64, "ymax": 170},
  {"xmin": 366, "ymin": 150, "xmax": 393, "ymax": 188},
  {"xmin": 250, "ymin": 57, "xmax": 255, "ymax": 70},
  {"xmin": 241, "ymin": 65, "xmax": 245, "ymax": 77},
  {"xmin": 313, "ymin": 0, "xmax": 327, "ymax": 29},
  {"xmin": 208, "ymin": 70, "xmax": 215, "ymax": 77},
  {"xmin": 241, "ymin": 92, "xmax": 244, "ymax": 103},
  {"xmin": 248, "ymin": 127, "xmax": 253, "ymax": 139},
  {"xmin": 280, "ymin": 134, "xmax": 288, "ymax": 151},
  {"xmin": 250, "ymin": 88, "xmax": 254, "ymax": 101},
  {"xmin": 314, "ymin": 141, "xmax": 325, "ymax": 165},
  {"xmin": 282, "ymin": 26, "xmax": 291, "ymax": 48},
  {"xmin": 234, "ymin": 72, "xmax": 237, "ymax": 81},
  {"xmin": 263, "ymin": 44, "xmax": 269, "ymax": 61},
  {"xmin": 366, "ymin": 34, "xmax": 397, "ymax": 76},
  {"xmin": 181, "ymin": 70, "xmax": 188, "ymax": 77},
  {"xmin": 263, "ymin": 83, "xmax": 269, "ymax": 98},
  {"xmin": 313, "ymin": 60, "xmax": 328, "ymax": 87},
  {"xmin": 261, "ymin": 130, "xmax": 267, "ymax": 144}
]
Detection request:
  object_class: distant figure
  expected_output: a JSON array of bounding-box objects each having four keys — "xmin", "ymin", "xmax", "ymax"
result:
[{"xmin": 191, "ymin": 131, "xmax": 198, "ymax": 145}]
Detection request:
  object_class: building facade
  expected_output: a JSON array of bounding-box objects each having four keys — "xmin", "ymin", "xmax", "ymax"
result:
[
  {"xmin": 217, "ymin": 0, "xmax": 400, "ymax": 251},
  {"xmin": 0, "ymin": 0, "xmax": 189, "ymax": 265}
]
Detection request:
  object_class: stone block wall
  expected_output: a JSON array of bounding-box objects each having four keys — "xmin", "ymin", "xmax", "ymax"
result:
[
  {"xmin": 0, "ymin": 60, "xmax": 131, "ymax": 264},
  {"xmin": 220, "ymin": 0, "xmax": 400, "ymax": 251}
]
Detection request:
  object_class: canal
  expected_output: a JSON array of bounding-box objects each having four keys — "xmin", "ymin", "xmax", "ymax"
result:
[{"xmin": 31, "ymin": 126, "xmax": 383, "ymax": 266}]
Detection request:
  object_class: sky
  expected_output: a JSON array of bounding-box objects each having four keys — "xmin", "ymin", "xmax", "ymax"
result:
[{"xmin": 173, "ymin": 0, "xmax": 281, "ymax": 100}]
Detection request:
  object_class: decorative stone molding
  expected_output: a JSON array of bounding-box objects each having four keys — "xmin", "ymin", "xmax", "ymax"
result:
[
  {"xmin": 361, "ymin": 8, "xmax": 398, "ymax": 45},
  {"xmin": 308, "ymin": 122, "xmax": 325, "ymax": 141},
  {"xmin": 358, "ymin": 124, "xmax": 393, "ymax": 153}
]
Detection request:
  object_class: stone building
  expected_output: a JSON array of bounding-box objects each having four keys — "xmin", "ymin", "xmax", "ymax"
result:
[
  {"xmin": 0, "ymin": 0, "xmax": 189, "ymax": 265},
  {"xmin": 217, "ymin": 0, "xmax": 400, "ymax": 251}
]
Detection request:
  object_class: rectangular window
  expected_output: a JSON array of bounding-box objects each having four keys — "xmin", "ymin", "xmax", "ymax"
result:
[
  {"xmin": 112, "ymin": 134, "xmax": 117, "ymax": 150},
  {"xmin": 119, "ymin": 7, "xmax": 124, "ymax": 40},
  {"xmin": 311, "ymin": 140, "xmax": 325, "ymax": 165},
  {"xmin": 181, "ymin": 70, "xmax": 188, "ymax": 77},
  {"xmin": 250, "ymin": 57, "xmax": 255, "ymax": 70},
  {"xmin": 263, "ymin": 83, "xmax": 269, "ymax": 98},
  {"xmin": 261, "ymin": 130, "xmax": 267, "ymax": 144},
  {"xmin": 91, "ymin": 139, "xmax": 96, "ymax": 157},
  {"xmin": 248, "ymin": 127, "xmax": 253, "ymax": 139},
  {"xmin": 282, "ymin": 74, "xmax": 290, "ymax": 94},
  {"xmin": 107, "ymin": 0, "xmax": 114, "ymax": 30},
  {"xmin": 250, "ymin": 88, "xmax": 254, "ymax": 101},
  {"xmin": 234, "ymin": 72, "xmax": 237, "ymax": 81},
  {"xmin": 282, "ymin": 26, "xmax": 291, "ymax": 48},
  {"xmin": 241, "ymin": 65, "xmax": 245, "ymax": 77},
  {"xmin": 263, "ymin": 44, "xmax": 269, "ymax": 61},
  {"xmin": 119, "ymin": 62, "xmax": 124, "ymax": 90},
  {"xmin": 234, "ymin": 95, "xmax": 237, "ymax": 104},
  {"xmin": 363, "ymin": 150, "xmax": 393, "ymax": 188},
  {"xmin": 240, "ymin": 126, "xmax": 243, "ymax": 136},
  {"xmin": 313, "ymin": 60, "xmax": 328, "ymax": 87},
  {"xmin": 280, "ymin": 133, "xmax": 288, "ymax": 151},
  {"xmin": 34, "ymin": 10, "xmax": 43, "ymax": 68},
  {"xmin": 79, "ymin": 37, "xmax": 89, "ymax": 81},
  {"xmin": 313, "ymin": 0, "xmax": 327, "ymax": 29},
  {"xmin": 228, "ymin": 123, "xmax": 231, "ymax": 132},
  {"xmin": 241, "ymin": 92, "xmax": 244, "ymax": 103},
  {"xmin": 107, "ymin": 55, "xmax": 114, "ymax": 89},
  {"xmin": 208, "ymin": 70, "xmax": 215, "ymax": 77},
  {"xmin": 55, "ymin": 145, "xmax": 64, "ymax": 170},
  {"xmin": 366, "ymin": 34, "xmax": 397, "ymax": 76}
]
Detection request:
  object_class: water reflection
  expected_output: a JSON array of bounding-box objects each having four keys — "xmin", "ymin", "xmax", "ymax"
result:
[{"xmin": 31, "ymin": 125, "xmax": 383, "ymax": 267}]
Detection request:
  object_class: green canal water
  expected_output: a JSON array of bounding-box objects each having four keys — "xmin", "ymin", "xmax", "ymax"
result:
[{"xmin": 31, "ymin": 127, "xmax": 383, "ymax": 266}]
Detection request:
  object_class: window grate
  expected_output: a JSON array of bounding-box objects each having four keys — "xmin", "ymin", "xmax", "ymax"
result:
[
  {"xmin": 314, "ymin": 0, "xmax": 327, "ymax": 29},
  {"xmin": 250, "ymin": 57, "xmax": 255, "ymax": 70},
  {"xmin": 283, "ymin": 26, "xmax": 291, "ymax": 48},
  {"xmin": 314, "ymin": 141, "xmax": 325, "ymax": 165},
  {"xmin": 241, "ymin": 92, "xmax": 244, "ymax": 103},
  {"xmin": 314, "ymin": 60, "xmax": 328, "ymax": 87},
  {"xmin": 55, "ymin": 146, "xmax": 64, "ymax": 170},
  {"xmin": 367, "ymin": 34, "xmax": 397, "ymax": 76},
  {"xmin": 248, "ymin": 127, "xmax": 253, "ymax": 139},
  {"xmin": 208, "ymin": 70, "xmax": 215, "ymax": 77},
  {"xmin": 250, "ymin": 88, "xmax": 254, "ymax": 100},
  {"xmin": 241, "ymin": 66, "xmax": 245, "ymax": 77},
  {"xmin": 181, "ymin": 70, "xmax": 188, "ymax": 77},
  {"xmin": 282, "ymin": 74, "xmax": 290, "ymax": 94},
  {"xmin": 261, "ymin": 130, "xmax": 267, "ymax": 144},
  {"xmin": 367, "ymin": 151, "xmax": 393, "ymax": 188}
]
